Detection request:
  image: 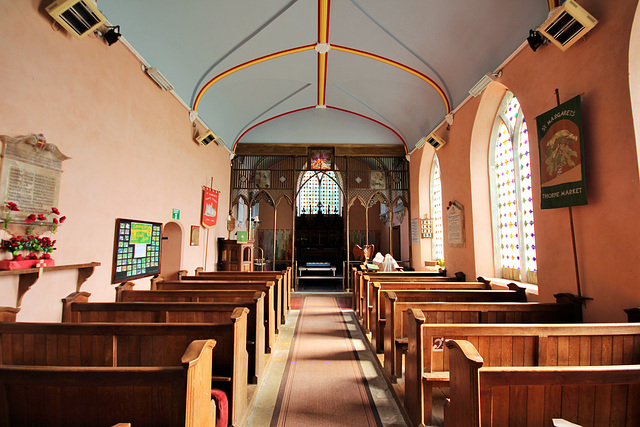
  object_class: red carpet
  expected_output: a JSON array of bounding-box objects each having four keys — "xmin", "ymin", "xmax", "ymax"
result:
[{"xmin": 271, "ymin": 296, "xmax": 382, "ymax": 426}]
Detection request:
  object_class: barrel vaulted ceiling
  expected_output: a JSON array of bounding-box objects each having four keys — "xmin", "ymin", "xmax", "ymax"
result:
[{"xmin": 98, "ymin": 0, "xmax": 555, "ymax": 153}]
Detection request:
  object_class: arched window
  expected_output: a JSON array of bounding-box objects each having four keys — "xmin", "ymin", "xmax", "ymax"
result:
[
  {"xmin": 430, "ymin": 155, "xmax": 444, "ymax": 261},
  {"xmin": 297, "ymin": 171, "xmax": 342, "ymax": 215},
  {"xmin": 489, "ymin": 92, "xmax": 537, "ymax": 284}
]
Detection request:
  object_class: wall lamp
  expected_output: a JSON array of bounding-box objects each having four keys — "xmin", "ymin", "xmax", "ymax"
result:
[
  {"xmin": 103, "ymin": 25, "xmax": 121, "ymax": 46},
  {"xmin": 527, "ymin": 29, "xmax": 546, "ymax": 52}
]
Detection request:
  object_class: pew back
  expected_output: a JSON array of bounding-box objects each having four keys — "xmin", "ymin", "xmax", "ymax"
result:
[
  {"xmin": 368, "ymin": 285, "xmax": 525, "ymax": 352},
  {"xmin": 0, "ymin": 339, "xmax": 217, "ymax": 427},
  {"xmin": 59, "ymin": 299, "xmax": 249, "ymax": 426},
  {"xmin": 153, "ymin": 280, "xmax": 277, "ymax": 351},
  {"xmin": 186, "ymin": 269, "xmax": 290, "ymax": 324},
  {"xmin": 114, "ymin": 287, "xmax": 266, "ymax": 383},
  {"xmin": 446, "ymin": 339, "xmax": 640, "ymax": 427},
  {"xmin": 404, "ymin": 312, "xmax": 639, "ymax": 426}
]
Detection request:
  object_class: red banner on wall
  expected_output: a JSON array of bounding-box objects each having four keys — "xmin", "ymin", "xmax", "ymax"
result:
[{"xmin": 202, "ymin": 186, "xmax": 219, "ymax": 228}]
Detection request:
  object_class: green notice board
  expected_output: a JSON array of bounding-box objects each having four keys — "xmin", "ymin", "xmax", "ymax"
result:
[{"xmin": 111, "ymin": 218, "xmax": 162, "ymax": 283}]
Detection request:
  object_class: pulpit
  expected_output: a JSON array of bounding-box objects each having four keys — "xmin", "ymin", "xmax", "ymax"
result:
[{"xmin": 218, "ymin": 238, "xmax": 254, "ymax": 271}]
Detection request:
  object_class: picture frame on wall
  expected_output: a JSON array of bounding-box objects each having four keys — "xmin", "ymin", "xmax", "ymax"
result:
[
  {"xmin": 309, "ymin": 147, "xmax": 334, "ymax": 170},
  {"xmin": 370, "ymin": 170, "xmax": 385, "ymax": 189},
  {"xmin": 254, "ymin": 170, "xmax": 271, "ymax": 188},
  {"xmin": 190, "ymin": 225, "xmax": 200, "ymax": 246}
]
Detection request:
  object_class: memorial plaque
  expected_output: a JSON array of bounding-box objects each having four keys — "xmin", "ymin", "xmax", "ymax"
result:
[
  {"xmin": 447, "ymin": 200, "xmax": 465, "ymax": 248},
  {"xmin": 0, "ymin": 134, "xmax": 70, "ymax": 216}
]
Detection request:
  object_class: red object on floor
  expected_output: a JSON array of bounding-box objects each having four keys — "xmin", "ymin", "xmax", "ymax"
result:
[{"xmin": 210, "ymin": 389, "xmax": 228, "ymax": 427}]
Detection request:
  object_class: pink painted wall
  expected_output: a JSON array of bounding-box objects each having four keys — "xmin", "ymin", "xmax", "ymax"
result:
[
  {"xmin": 0, "ymin": 1, "xmax": 231, "ymax": 321},
  {"xmin": 410, "ymin": 0, "xmax": 640, "ymax": 321}
]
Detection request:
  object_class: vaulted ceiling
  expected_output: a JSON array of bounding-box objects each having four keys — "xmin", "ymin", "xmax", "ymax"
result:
[{"xmin": 98, "ymin": 0, "xmax": 553, "ymax": 153}]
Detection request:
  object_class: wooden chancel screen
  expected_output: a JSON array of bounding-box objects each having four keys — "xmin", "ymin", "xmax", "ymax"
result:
[{"xmin": 229, "ymin": 151, "xmax": 410, "ymax": 289}]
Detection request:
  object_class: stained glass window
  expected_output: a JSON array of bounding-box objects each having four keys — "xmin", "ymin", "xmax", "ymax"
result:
[
  {"xmin": 490, "ymin": 92, "xmax": 537, "ymax": 284},
  {"xmin": 430, "ymin": 155, "xmax": 444, "ymax": 261},
  {"xmin": 297, "ymin": 171, "xmax": 342, "ymax": 215}
]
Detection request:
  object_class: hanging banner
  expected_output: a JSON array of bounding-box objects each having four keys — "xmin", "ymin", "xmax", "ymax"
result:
[
  {"xmin": 535, "ymin": 95, "xmax": 587, "ymax": 209},
  {"xmin": 201, "ymin": 186, "xmax": 219, "ymax": 228}
]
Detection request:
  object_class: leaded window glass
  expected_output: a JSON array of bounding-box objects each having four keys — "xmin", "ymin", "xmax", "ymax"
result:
[
  {"xmin": 490, "ymin": 92, "xmax": 537, "ymax": 284},
  {"xmin": 297, "ymin": 171, "xmax": 342, "ymax": 215},
  {"xmin": 430, "ymin": 155, "xmax": 444, "ymax": 261}
]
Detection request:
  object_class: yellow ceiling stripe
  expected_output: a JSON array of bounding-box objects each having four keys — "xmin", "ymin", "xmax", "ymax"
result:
[
  {"xmin": 319, "ymin": 0, "xmax": 330, "ymax": 44},
  {"xmin": 193, "ymin": 45, "xmax": 316, "ymax": 111},
  {"xmin": 318, "ymin": 53, "xmax": 327, "ymax": 106},
  {"xmin": 331, "ymin": 45, "xmax": 451, "ymax": 113}
]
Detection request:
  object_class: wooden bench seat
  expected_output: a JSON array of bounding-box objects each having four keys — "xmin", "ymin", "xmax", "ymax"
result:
[
  {"xmin": 369, "ymin": 283, "xmax": 525, "ymax": 352},
  {"xmin": 0, "ymin": 336, "xmax": 217, "ymax": 427},
  {"xmin": 188, "ymin": 268, "xmax": 291, "ymax": 324},
  {"xmin": 360, "ymin": 275, "xmax": 477, "ymax": 331},
  {"xmin": 445, "ymin": 339, "xmax": 640, "ymax": 427},
  {"xmin": 383, "ymin": 293, "xmax": 582, "ymax": 383},
  {"xmin": 404, "ymin": 313, "xmax": 640, "ymax": 426},
  {"xmin": 152, "ymin": 279, "xmax": 277, "ymax": 352},
  {"xmin": 361, "ymin": 279, "xmax": 490, "ymax": 335},
  {"xmin": 114, "ymin": 285, "xmax": 266, "ymax": 384},
  {"xmin": 355, "ymin": 271, "xmax": 461, "ymax": 323},
  {"xmin": 59, "ymin": 297, "xmax": 250, "ymax": 426}
]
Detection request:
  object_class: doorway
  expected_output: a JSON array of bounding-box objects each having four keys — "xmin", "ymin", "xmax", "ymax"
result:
[
  {"xmin": 392, "ymin": 226, "xmax": 401, "ymax": 260},
  {"xmin": 160, "ymin": 221, "xmax": 182, "ymax": 281}
]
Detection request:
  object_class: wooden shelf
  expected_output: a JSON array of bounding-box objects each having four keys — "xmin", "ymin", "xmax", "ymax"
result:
[{"xmin": 0, "ymin": 262, "xmax": 100, "ymax": 308}]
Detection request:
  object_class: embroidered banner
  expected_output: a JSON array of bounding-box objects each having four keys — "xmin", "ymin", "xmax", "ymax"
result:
[
  {"xmin": 535, "ymin": 95, "xmax": 587, "ymax": 209},
  {"xmin": 201, "ymin": 186, "xmax": 219, "ymax": 228}
]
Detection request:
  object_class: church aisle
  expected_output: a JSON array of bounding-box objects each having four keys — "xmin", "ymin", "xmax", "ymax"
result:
[{"xmin": 244, "ymin": 295, "xmax": 407, "ymax": 427}]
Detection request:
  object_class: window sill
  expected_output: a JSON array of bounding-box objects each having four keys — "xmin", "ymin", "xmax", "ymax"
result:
[{"xmin": 484, "ymin": 277, "xmax": 539, "ymax": 297}]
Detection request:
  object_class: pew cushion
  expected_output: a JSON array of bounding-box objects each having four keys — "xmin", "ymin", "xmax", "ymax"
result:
[{"xmin": 211, "ymin": 389, "xmax": 228, "ymax": 427}]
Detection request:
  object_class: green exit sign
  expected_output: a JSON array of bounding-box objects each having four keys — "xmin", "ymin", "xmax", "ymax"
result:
[{"xmin": 172, "ymin": 208, "xmax": 180, "ymax": 220}]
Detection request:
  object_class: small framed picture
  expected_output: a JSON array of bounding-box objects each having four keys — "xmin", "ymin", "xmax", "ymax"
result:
[
  {"xmin": 309, "ymin": 147, "xmax": 334, "ymax": 170},
  {"xmin": 190, "ymin": 225, "xmax": 200, "ymax": 246}
]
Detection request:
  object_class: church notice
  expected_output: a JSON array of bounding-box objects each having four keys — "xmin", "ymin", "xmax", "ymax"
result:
[{"xmin": 0, "ymin": 135, "xmax": 70, "ymax": 215}]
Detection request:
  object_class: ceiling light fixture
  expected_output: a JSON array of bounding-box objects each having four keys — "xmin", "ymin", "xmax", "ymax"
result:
[
  {"xmin": 103, "ymin": 25, "xmax": 121, "ymax": 46},
  {"xmin": 143, "ymin": 66, "xmax": 174, "ymax": 91},
  {"xmin": 469, "ymin": 73, "xmax": 496, "ymax": 97}
]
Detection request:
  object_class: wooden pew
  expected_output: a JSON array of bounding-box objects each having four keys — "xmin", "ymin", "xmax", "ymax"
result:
[
  {"xmin": 359, "ymin": 274, "xmax": 470, "ymax": 332},
  {"xmin": 354, "ymin": 270, "xmax": 458, "ymax": 322},
  {"xmin": 153, "ymin": 278, "xmax": 277, "ymax": 352},
  {"xmin": 0, "ymin": 338, "xmax": 217, "ymax": 427},
  {"xmin": 383, "ymin": 293, "xmax": 582, "ymax": 383},
  {"xmin": 115, "ymin": 284, "xmax": 266, "ymax": 384},
  {"xmin": 369, "ymin": 281, "xmax": 510, "ymax": 351},
  {"xmin": 60, "ymin": 295, "xmax": 249, "ymax": 426},
  {"xmin": 405, "ymin": 314, "xmax": 640, "ymax": 426},
  {"xmin": 445, "ymin": 339, "xmax": 640, "ymax": 427},
  {"xmin": 189, "ymin": 268, "xmax": 291, "ymax": 325}
]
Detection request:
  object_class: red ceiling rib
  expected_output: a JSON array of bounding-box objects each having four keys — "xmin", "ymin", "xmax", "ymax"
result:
[{"xmin": 233, "ymin": 105, "xmax": 407, "ymax": 152}]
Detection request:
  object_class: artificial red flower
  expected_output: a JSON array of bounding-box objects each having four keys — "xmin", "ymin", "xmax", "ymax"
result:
[
  {"xmin": 41, "ymin": 253, "xmax": 51, "ymax": 259},
  {"xmin": 13, "ymin": 254, "xmax": 23, "ymax": 261},
  {"xmin": 5, "ymin": 202, "xmax": 19, "ymax": 211},
  {"xmin": 24, "ymin": 214, "xmax": 36, "ymax": 223},
  {"xmin": 59, "ymin": 216, "xmax": 66, "ymax": 223},
  {"xmin": 27, "ymin": 252, "xmax": 38, "ymax": 260},
  {"xmin": 51, "ymin": 207, "xmax": 60, "ymax": 215},
  {"xmin": 37, "ymin": 214, "xmax": 47, "ymax": 221}
]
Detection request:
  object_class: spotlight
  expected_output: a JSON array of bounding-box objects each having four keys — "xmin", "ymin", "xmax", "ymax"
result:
[
  {"xmin": 527, "ymin": 29, "xmax": 545, "ymax": 52},
  {"xmin": 103, "ymin": 25, "xmax": 121, "ymax": 46}
]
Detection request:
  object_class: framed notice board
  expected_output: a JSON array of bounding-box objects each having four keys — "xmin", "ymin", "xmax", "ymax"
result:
[{"xmin": 111, "ymin": 218, "xmax": 163, "ymax": 283}]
